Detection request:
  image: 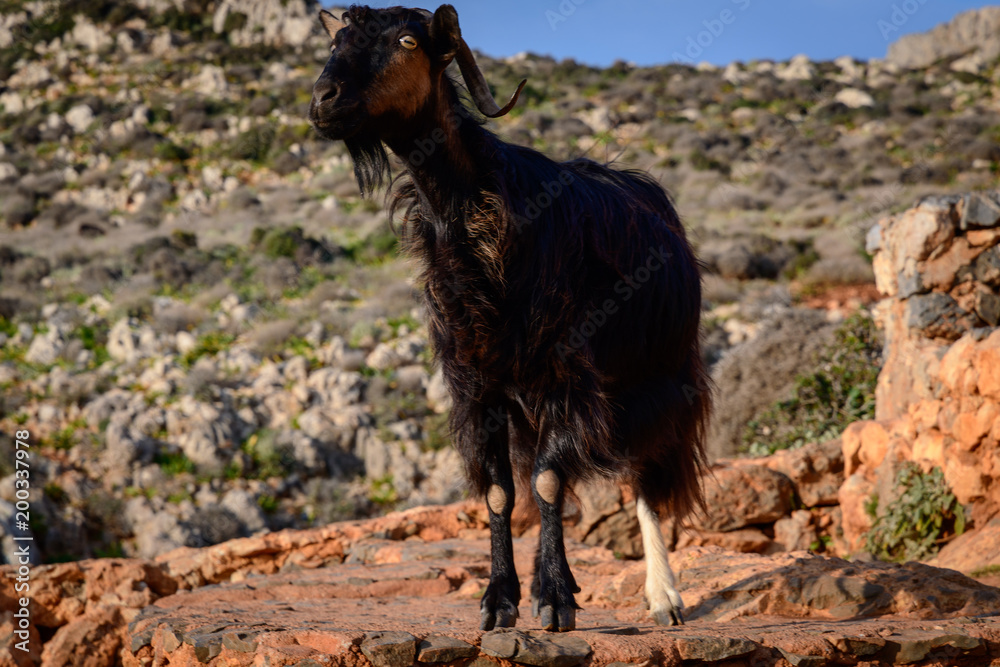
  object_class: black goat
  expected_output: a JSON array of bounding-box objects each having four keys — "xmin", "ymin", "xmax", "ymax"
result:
[{"xmin": 309, "ymin": 4, "xmax": 710, "ymax": 632}]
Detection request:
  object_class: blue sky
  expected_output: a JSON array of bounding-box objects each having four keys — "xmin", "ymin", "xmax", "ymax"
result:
[{"xmin": 329, "ymin": 1, "xmax": 997, "ymax": 67}]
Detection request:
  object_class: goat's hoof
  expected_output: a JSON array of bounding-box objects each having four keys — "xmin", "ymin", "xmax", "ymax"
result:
[
  {"xmin": 480, "ymin": 589, "xmax": 519, "ymax": 631},
  {"xmin": 480, "ymin": 603, "xmax": 518, "ymax": 631},
  {"xmin": 651, "ymin": 604, "xmax": 684, "ymax": 626},
  {"xmin": 539, "ymin": 604, "xmax": 575, "ymax": 632}
]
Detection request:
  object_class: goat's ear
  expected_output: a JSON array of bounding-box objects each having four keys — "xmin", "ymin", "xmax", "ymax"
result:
[
  {"xmin": 429, "ymin": 4, "xmax": 461, "ymax": 64},
  {"xmin": 319, "ymin": 10, "xmax": 346, "ymax": 39}
]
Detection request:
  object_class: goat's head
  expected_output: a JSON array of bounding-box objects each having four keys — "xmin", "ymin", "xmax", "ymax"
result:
[{"xmin": 309, "ymin": 4, "xmax": 525, "ymax": 193}]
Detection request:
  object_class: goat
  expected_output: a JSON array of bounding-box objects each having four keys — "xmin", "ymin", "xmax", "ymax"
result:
[{"xmin": 309, "ymin": 4, "xmax": 710, "ymax": 632}]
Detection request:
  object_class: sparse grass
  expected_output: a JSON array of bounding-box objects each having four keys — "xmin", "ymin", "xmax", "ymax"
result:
[
  {"xmin": 971, "ymin": 564, "xmax": 1000, "ymax": 578},
  {"xmin": 74, "ymin": 324, "xmax": 111, "ymax": 367},
  {"xmin": 742, "ymin": 312, "xmax": 881, "ymax": 456},
  {"xmin": 422, "ymin": 412, "xmax": 451, "ymax": 452},
  {"xmin": 369, "ymin": 474, "xmax": 398, "ymax": 507},
  {"xmin": 180, "ymin": 331, "xmax": 237, "ymax": 369}
]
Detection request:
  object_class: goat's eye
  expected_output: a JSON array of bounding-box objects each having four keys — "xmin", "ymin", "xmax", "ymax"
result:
[{"xmin": 399, "ymin": 35, "xmax": 418, "ymax": 50}]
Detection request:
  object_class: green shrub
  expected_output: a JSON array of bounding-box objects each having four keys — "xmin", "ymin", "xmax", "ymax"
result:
[
  {"xmin": 230, "ymin": 124, "xmax": 276, "ymax": 163},
  {"xmin": 223, "ymin": 10, "xmax": 248, "ymax": 33},
  {"xmin": 369, "ymin": 474, "xmax": 398, "ymax": 507},
  {"xmin": 180, "ymin": 331, "xmax": 236, "ymax": 368},
  {"xmin": 257, "ymin": 493, "xmax": 279, "ymax": 513},
  {"xmin": 261, "ymin": 228, "xmax": 300, "ymax": 259},
  {"xmin": 242, "ymin": 431, "xmax": 295, "ymax": 479},
  {"xmin": 742, "ymin": 312, "xmax": 880, "ymax": 455},
  {"xmin": 154, "ymin": 451, "xmax": 195, "ymax": 476},
  {"xmin": 864, "ymin": 464, "xmax": 965, "ymax": 562},
  {"xmin": 154, "ymin": 141, "xmax": 191, "ymax": 162}
]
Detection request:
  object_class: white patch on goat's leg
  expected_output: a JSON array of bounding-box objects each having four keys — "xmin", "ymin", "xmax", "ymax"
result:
[
  {"xmin": 534, "ymin": 470, "xmax": 559, "ymax": 504},
  {"xmin": 636, "ymin": 495, "xmax": 683, "ymax": 625},
  {"xmin": 487, "ymin": 484, "xmax": 507, "ymax": 514}
]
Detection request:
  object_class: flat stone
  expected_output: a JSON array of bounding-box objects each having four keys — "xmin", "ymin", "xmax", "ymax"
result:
[
  {"xmin": 160, "ymin": 626, "xmax": 182, "ymax": 653},
  {"xmin": 833, "ymin": 636, "xmax": 885, "ymax": 656},
  {"xmin": 416, "ymin": 634, "xmax": 478, "ymax": 662},
  {"xmin": 884, "ymin": 633, "xmax": 982, "ymax": 664},
  {"xmin": 222, "ymin": 631, "xmax": 259, "ymax": 653},
  {"xmin": 130, "ymin": 627, "xmax": 155, "ymax": 653},
  {"xmin": 896, "ymin": 269, "xmax": 924, "ymax": 298},
  {"xmin": 188, "ymin": 633, "xmax": 224, "ymax": 663},
  {"xmin": 975, "ymin": 292, "xmax": 1000, "ymax": 327},
  {"xmin": 361, "ymin": 631, "xmax": 417, "ymax": 667},
  {"xmin": 960, "ymin": 192, "xmax": 1000, "ymax": 229},
  {"xmin": 675, "ymin": 636, "xmax": 759, "ymax": 662},
  {"xmin": 481, "ymin": 630, "xmax": 592, "ymax": 667},
  {"xmin": 777, "ymin": 648, "xmax": 827, "ymax": 667},
  {"xmin": 974, "ymin": 246, "xmax": 1000, "ymax": 285},
  {"xmin": 905, "ymin": 293, "xmax": 980, "ymax": 341}
]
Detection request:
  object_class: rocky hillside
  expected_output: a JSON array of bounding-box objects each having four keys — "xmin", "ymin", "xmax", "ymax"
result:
[
  {"xmin": 6, "ymin": 188, "xmax": 1000, "ymax": 666},
  {"xmin": 0, "ymin": 0, "xmax": 999, "ymax": 565}
]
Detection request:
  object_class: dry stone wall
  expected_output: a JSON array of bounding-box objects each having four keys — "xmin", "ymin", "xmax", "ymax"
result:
[{"xmin": 841, "ymin": 191, "xmax": 1000, "ymax": 551}]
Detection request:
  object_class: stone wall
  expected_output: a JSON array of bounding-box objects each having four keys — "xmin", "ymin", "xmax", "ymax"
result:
[{"xmin": 840, "ymin": 191, "xmax": 1000, "ymax": 551}]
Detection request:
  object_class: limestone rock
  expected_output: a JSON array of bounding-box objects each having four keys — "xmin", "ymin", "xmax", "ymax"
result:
[
  {"xmin": 361, "ymin": 631, "xmax": 417, "ymax": 667},
  {"xmin": 65, "ymin": 105, "xmax": 95, "ymax": 134},
  {"xmin": 416, "ymin": 635, "xmax": 478, "ymax": 662},
  {"xmin": 887, "ymin": 7, "xmax": 1000, "ymax": 69},
  {"xmin": 761, "ymin": 439, "xmax": 843, "ymax": 507},
  {"xmin": 960, "ymin": 191, "xmax": 1000, "ymax": 229},
  {"xmin": 693, "ymin": 463, "xmax": 794, "ymax": 532},
  {"xmin": 931, "ymin": 517, "xmax": 1000, "ymax": 574},
  {"xmin": 481, "ymin": 630, "xmax": 592, "ymax": 667},
  {"xmin": 834, "ymin": 88, "xmax": 875, "ymax": 109},
  {"xmin": 675, "ymin": 636, "xmax": 758, "ymax": 662},
  {"xmin": 40, "ymin": 607, "xmax": 126, "ymax": 667}
]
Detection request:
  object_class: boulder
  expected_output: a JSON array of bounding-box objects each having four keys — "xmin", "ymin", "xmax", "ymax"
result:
[
  {"xmin": 761, "ymin": 439, "xmax": 843, "ymax": 507},
  {"xmin": 692, "ymin": 463, "xmax": 794, "ymax": 532}
]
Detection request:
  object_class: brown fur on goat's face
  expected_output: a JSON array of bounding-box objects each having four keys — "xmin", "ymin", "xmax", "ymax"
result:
[{"xmin": 309, "ymin": 6, "xmax": 458, "ymax": 142}]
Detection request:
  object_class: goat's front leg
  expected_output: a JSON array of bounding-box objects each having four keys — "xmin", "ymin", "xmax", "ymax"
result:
[
  {"xmin": 479, "ymin": 413, "xmax": 520, "ymax": 630},
  {"xmin": 530, "ymin": 438, "xmax": 580, "ymax": 632}
]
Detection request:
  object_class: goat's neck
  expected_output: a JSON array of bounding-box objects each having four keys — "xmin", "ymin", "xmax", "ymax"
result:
[{"xmin": 384, "ymin": 92, "xmax": 491, "ymax": 222}]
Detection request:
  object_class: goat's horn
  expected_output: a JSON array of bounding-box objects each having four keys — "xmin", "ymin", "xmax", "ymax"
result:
[{"xmin": 455, "ymin": 39, "xmax": 526, "ymax": 118}]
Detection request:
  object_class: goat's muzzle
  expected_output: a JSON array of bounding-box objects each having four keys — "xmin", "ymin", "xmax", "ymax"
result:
[{"xmin": 312, "ymin": 79, "xmax": 339, "ymax": 106}]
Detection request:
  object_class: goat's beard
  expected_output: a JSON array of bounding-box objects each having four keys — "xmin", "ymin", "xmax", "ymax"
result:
[{"xmin": 345, "ymin": 133, "xmax": 390, "ymax": 199}]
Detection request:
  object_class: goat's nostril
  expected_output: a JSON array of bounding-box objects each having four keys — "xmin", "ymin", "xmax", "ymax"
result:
[{"xmin": 314, "ymin": 81, "xmax": 338, "ymax": 104}]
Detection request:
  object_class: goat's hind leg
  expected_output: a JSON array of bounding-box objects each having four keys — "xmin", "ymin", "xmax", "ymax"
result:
[
  {"xmin": 530, "ymin": 451, "xmax": 580, "ymax": 632},
  {"xmin": 636, "ymin": 494, "xmax": 684, "ymax": 625}
]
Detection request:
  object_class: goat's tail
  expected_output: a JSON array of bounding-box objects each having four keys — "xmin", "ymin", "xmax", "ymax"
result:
[{"xmin": 620, "ymin": 354, "xmax": 712, "ymax": 522}]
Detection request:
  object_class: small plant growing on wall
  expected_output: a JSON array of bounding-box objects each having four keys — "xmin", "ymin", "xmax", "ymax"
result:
[{"xmin": 864, "ymin": 463, "xmax": 966, "ymax": 562}]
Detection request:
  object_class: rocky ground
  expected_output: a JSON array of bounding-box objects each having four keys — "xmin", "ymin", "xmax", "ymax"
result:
[
  {"xmin": 0, "ymin": 0, "xmax": 998, "ymax": 623},
  {"xmin": 2, "ymin": 501, "xmax": 1000, "ymax": 667}
]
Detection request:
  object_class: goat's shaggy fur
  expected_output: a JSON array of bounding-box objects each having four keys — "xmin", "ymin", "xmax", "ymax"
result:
[{"xmin": 310, "ymin": 3, "xmax": 710, "ymax": 631}]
